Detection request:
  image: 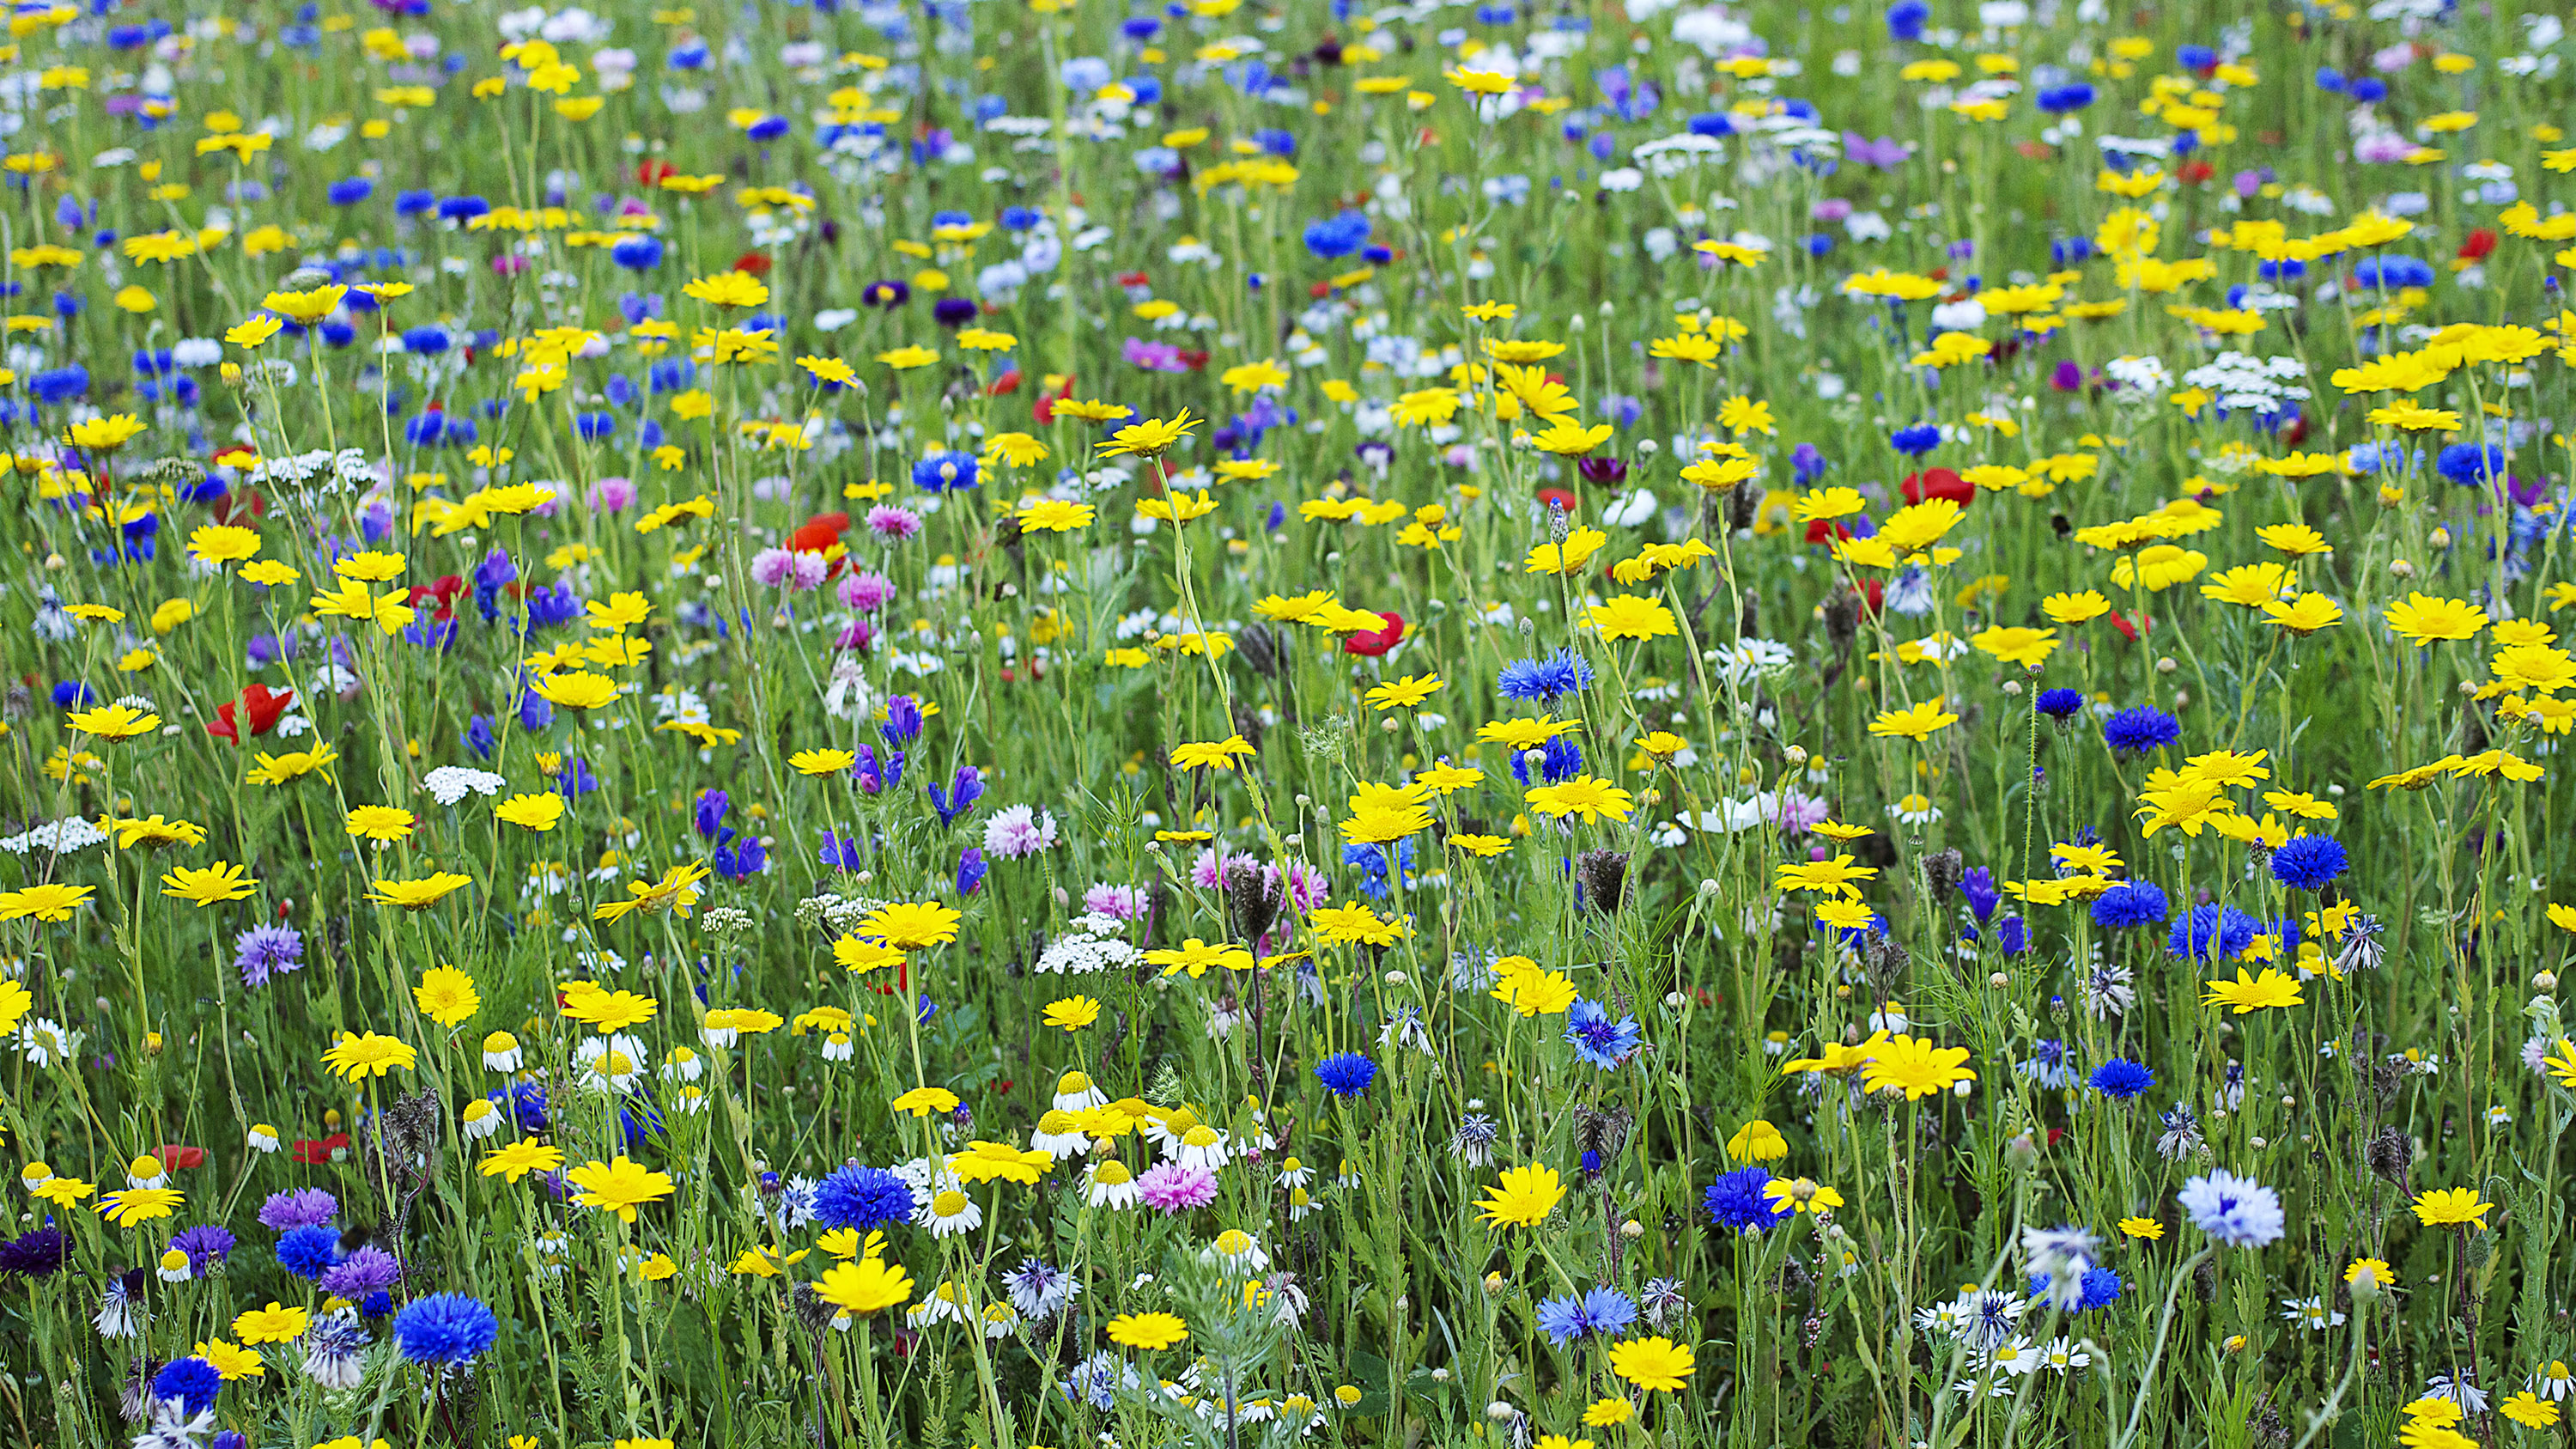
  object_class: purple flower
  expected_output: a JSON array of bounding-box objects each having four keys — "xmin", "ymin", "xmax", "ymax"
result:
[
  {"xmin": 1121, "ymin": 337, "xmax": 1188, "ymax": 372},
  {"xmin": 234, "ymin": 924, "xmax": 306, "ymax": 987},
  {"xmin": 257, "ymin": 1187, "xmax": 339, "ymax": 1232},
  {"xmin": 170, "ymin": 1224, "xmax": 237, "ymax": 1271},
  {"xmin": 319, "ymin": 1245, "xmax": 404, "ymax": 1299},
  {"xmin": 866, "ymin": 505, "xmax": 922, "ymax": 541},
  {"xmin": 1843, "ymin": 132, "xmax": 1910, "ymax": 168}
]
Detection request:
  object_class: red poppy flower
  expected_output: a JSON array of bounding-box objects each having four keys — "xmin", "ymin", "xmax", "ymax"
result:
[
  {"xmin": 1115, "ymin": 271, "xmax": 1150, "ymax": 288},
  {"xmin": 153, "ymin": 1145, "xmax": 205, "ymax": 1171},
  {"xmin": 291, "ymin": 1133, "xmax": 351, "ymax": 1166},
  {"xmin": 2458, "ymin": 228, "xmax": 2496, "ymax": 262},
  {"xmin": 2178, "ymin": 160, "xmax": 2215, "ymax": 186},
  {"xmin": 1177, "ymin": 349, "xmax": 1210, "ymax": 372},
  {"xmin": 1309, "ymin": 280, "xmax": 1335, "ymax": 300},
  {"xmin": 2109, "ymin": 610, "xmax": 2152, "ymax": 642},
  {"xmin": 635, "ymin": 160, "xmax": 677, "ymax": 186},
  {"xmin": 1804, "ymin": 518, "xmax": 1856, "ymax": 545},
  {"xmin": 405, "ymin": 574, "xmax": 465, "ymax": 621},
  {"xmin": 1343, "ymin": 612, "xmax": 1405, "ymax": 657},
  {"xmin": 789, "ymin": 513, "xmax": 852, "ymax": 554},
  {"xmin": 732, "ymin": 252, "xmax": 775, "ymax": 276},
  {"xmin": 210, "ymin": 488, "xmax": 269, "ymax": 527},
  {"xmin": 205, "ymin": 684, "xmax": 296, "ymax": 743},
  {"xmin": 1032, "ymin": 374, "xmax": 1078, "ymax": 424},
  {"xmin": 1854, "ymin": 578, "xmax": 1885, "ymax": 616},
  {"xmin": 1900, "ymin": 467, "xmax": 1971, "ymax": 506},
  {"xmin": 985, "ymin": 368, "xmax": 1023, "ymax": 397},
  {"xmin": 1536, "ymin": 487, "xmax": 1577, "ymax": 514}
]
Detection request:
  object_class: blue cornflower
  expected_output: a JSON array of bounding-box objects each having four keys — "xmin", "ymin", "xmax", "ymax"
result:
[
  {"xmin": 2437, "ymin": 443, "xmax": 2506, "ymax": 486},
  {"xmin": 1564, "ymin": 998, "xmax": 1642, "ymax": 1068},
  {"xmin": 1580, "ymin": 1286, "xmax": 1638, "ymax": 1337},
  {"xmin": 611, "ymin": 234, "xmax": 665, "ymax": 271},
  {"xmin": 276, "ymin": 1225, "xmax": 341, "ymax": 1280},
  {"xmin": 1534, "ymin": 1293, "xmax": 1591, "ymax": 1345},
  {"xmin": 1888, "ymin": 423, "xmax": 1941, "ymax": 455},
  {"xmin": 1885, "ymin": 0, "xmax": 1929, "ymax": 41},
  {"xmin": 2078, "ymin": 1266, "xmax": 2123, "ymax": 1309},
  {"xmin": 813, "ymin": 1165, "xmax": 916, "ymax": 1231},
  {"xmin": 392, "ymin": 1292, "xmax": 500, "ymax": 1366},
  {"xmin": 1315, "ymin": 1051, "xmax": 1377, "ymax": 1099},
  {"xmin": 2016, "ymin": 1038, "xmax": 2076, "ymax": 1088},
  {"xmin": 913, "ymin": 452, "xmax": 981, "ymax": 492},
  {"xmin": 2101, "ymin": 707, "xmax": 2179, "ymax": 754},
  {"xmin": 1512, "ymin": 734, "xmax": 1584, "ymax": 787},
  {"xmin": 151, "ymin": 1357, "xmax": 222, "ymax": 1415},
  {"xmin": 1498, "ymin": 648, "xmax": 1595, "ymax": 702},
  {"xmin": 957, "ymin": 846, "xmax": 988, "ymax": 896},
  {"xmin": 2269, "ymin": 835, "xmax": 2347, "ymax": 890},
  {"xmin": 1341, "ymin": 839, "xmax": 1416, "ymax": 899},
  {"xmin": 2089, "ymin": 880, "xmax": 2169, "ymax": 929},
  {"xmin": 2034, "ymin": 687, "xmax": 2085, "ymax": 719},
  {"xmin": 2168, "ymin": 904, "xmax": 2257, "ymax": 962},
  {"xmin": 1703, "ymin": 1166, "xmax": 1791, "ymax": 1233},
  {"xmin": 2353, "ymin": 256, "xmax": 2433, "ymax": 289},
  {"xmin": 2089, "ymin": 1058, "xmax": 2155, "ymax": 1099},
  {"xmin": 1302, "ymin": 211, "xmax": 1371, "ymax": 260}
]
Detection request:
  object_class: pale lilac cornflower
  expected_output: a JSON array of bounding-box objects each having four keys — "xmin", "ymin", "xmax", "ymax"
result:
[
  {"xmin": 1135, "ymin": 1163, "xmax": 1218, "ymax": 1215},
  {"xmin": 866, "ymin": 505, "xmax": 922, "ymax": 540},
  {"xmin": 982, "ymin": 805, "xmax": 1059, "ymax": 859},
  {"xmin": 2178, "ymin": 1170, "xmax": 2285, "ymax": 1248},
  {"xmin": 588, "ymin": 476, "xmax": 637, "ymax": 512}
]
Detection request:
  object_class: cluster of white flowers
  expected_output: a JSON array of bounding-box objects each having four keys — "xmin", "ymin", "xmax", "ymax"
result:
[
  {"xmin": 0, "ymin": 816, "xmax": 110, "ymax": 856},
  {"xmin": 423, "ymin": 766, "xmax": 507, "ymax": 806},
  {"xmin": 2178, "ymin": 351, "xmax": 2309, "ymax": 411},
  {"xmin": 2102, "ymin": 354, "xmax": 2171, "ymax": 395},
  {"xmin": 1036, "ymin": 913, "xmax": 1144, "ymax": 976}
]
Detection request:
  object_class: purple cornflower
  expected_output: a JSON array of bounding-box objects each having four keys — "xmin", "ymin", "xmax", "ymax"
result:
[
  {"xmin": 256, "ymin": 1187, "xmax": 338, "ymax": 1231},
  {"xmin": 319, "ymin": 1245, "xmax": 404, "ymax": 1299},
  {"xmin": 169, "ymin": 1225, "xmax": 236, "ymax": 1272},
  {"xmin": 233, "ymin": 924, "xmax": 306, "ymax": 987}
]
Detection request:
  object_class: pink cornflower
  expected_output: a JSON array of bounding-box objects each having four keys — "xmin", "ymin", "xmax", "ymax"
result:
[
  {"xmin": 866, "ymin": 505, "xmax": 923, "ymax": 541},
  {"xmin": 751, "ymin": 548, "xmax": 828, "ymax": 590},
  {"xmin": 982, "ymin": 805, "xmax": 1059, "ymax": 860},
  {"xmin": 1135, "ymin": 1162, "xmax": 1218, "ymax": 1215},
  {"xmin": 589, "ymin": 476, "xmax": 636, "ymax": 513},
  {"xmin": 838, "ymin": 570, "xmax": 896, "ymax": 612},
  {"xmin": 1084, "ymin": 883, "xmax": 1148, "ymax": 920}
]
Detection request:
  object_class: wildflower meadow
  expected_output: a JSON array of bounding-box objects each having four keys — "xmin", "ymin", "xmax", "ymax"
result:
[{"xmin": 6, "ymin": 0, "xmax": 2576, "ymax": 1446}]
